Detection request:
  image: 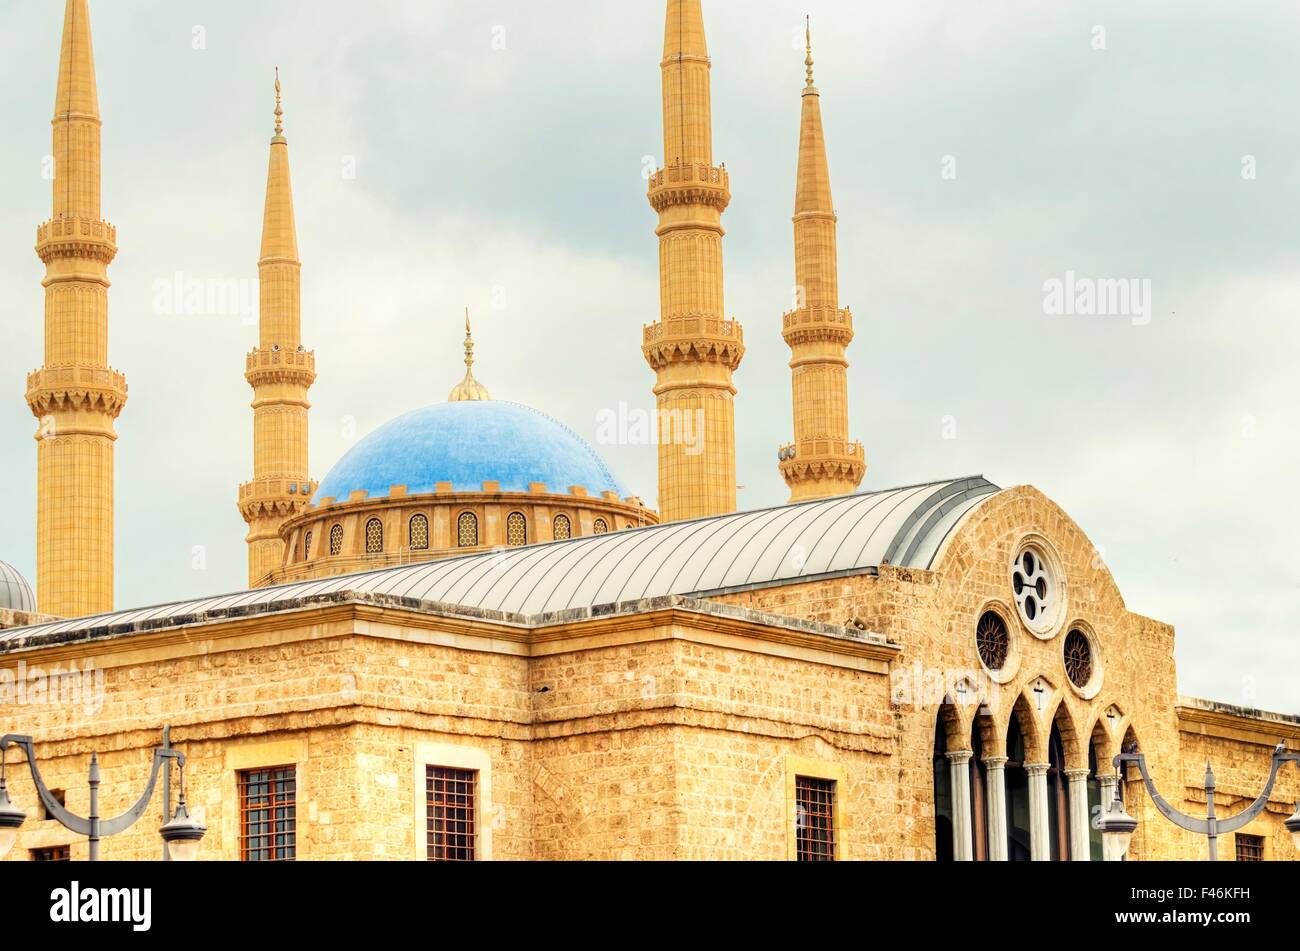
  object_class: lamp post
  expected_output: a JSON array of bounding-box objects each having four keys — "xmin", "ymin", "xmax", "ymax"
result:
[
  {"xmin": 1101, "ymin": 741, "xmax": 1300, "ymax": 861},
  {"xmin": 0, "ymin": 726, "xmax": 206, "ymax": 862}
]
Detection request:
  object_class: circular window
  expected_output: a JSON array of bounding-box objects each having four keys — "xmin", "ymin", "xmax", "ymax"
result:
[
  {"xmin": 976, "ymin": 611, "xmax": 1009, "ymax": 671},
  {"xmin": 1063, "ymin": 629, "xmax": 1093, "ymax": 688},
  {"xmin": 1010, "ymin": 538, "xmax": 1066, "ymax": 637}
]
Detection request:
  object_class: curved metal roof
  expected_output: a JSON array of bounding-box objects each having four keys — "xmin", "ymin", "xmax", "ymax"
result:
[
  {"xmin": 0, "ymin": 476, "xmax": 1000, "ymax": 646},
  {"xmin": 0, "ymin": 560, "xmax": 35, "ymax": 613}
]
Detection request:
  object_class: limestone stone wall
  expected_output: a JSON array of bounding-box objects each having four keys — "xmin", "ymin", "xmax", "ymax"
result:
[{"xmin": 1, "ymin": 601, "xmax": 894, "ymax": 861}]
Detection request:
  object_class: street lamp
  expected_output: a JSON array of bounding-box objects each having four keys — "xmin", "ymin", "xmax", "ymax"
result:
[
  {"xmin": 158, "ymin": 765, "xmax": 206, "ymax": 862},
  {"xmin": 1102, "ymin": 741, "xmax": 1300, "ymax": 861},
  {"xmin": 0, "ymin": 726, "xmax": 204, "ymax": 861}
]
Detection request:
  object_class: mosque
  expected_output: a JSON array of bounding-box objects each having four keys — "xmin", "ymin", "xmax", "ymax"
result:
[{"xmin": 0, "ymin": 0, "xmax": 1296, "ymax": 862}]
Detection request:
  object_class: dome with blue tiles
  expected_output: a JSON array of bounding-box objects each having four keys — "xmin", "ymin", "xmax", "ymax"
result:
[{"xmin": 313, "ymin": 400, "xmax": 623, "ymax": 505}]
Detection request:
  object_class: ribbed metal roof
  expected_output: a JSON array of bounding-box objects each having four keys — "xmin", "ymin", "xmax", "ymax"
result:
[
  {"xmin": 0, "ymin": 560, "xmax": 35, "ymax": 613},
  {"xmin": 0, "ymin": 477, "xmax": 999, "ymax": 646}
]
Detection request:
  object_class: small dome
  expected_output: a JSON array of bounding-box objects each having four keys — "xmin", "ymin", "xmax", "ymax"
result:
[
  {"xmin": 313, "ymin": 401, "xmax": 624, "ymax": 504},
  {"xmin": 0, "ymin": 561, "xmax": 35, "ymax": 613}
]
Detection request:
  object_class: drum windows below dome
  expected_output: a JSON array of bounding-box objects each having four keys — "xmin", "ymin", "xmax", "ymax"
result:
[
  {"xmin": 458, "ymin": 512, "xmax": 479, "ymax": 548},
  {"xmin": 366, "ymin": 518, "xmax": 384, "ymax": 554},
  {"xmin": 409, "ymin": 514, "xmax": 430, "ymax": 551},
  {"xmin": 507, "ymin": 512, "xmax": 527, "ymax": 547}
]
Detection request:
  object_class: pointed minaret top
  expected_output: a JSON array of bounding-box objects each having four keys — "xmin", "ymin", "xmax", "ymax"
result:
[
  {"xmin": 54, "ymin": 0, "xmax": 100, "ymax": 120},
  {"xmin": 259, "ymin": 69, "xmax": 298, "ymax": 261},
  {"xmin": 449, "ymin": 309, "xmax": 492, "ymax": 402},
  {"xmin": 795, "ymin": 29, "xmax": 833, "ymax": 215},
  {"xmin": 663, "ymin": 0, "xmax": 708, "ymax": 60}
]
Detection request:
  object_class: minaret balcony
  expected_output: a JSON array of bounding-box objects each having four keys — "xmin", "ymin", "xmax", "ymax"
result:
[
  {"xmin": 782, "ymin": 305, "xmax": 854, "ymax": 346},
  {"xmin": 26, "ymin": 364, "xmax": 128, "ymax": 419},
  {"xmin": 36, "ymin": 216, "xmax": 117, "ymax": 265},
  {"xmin": 643, "ymin": 315, "xmax": 745, "ymax": 371},
  {"xmin": 778, "ymin": 438, "xmax": 867, "ymax": 488},
  {"xmin": 238, "ymin": 477, "xmax": 316, "ymax": 522},
  {"xmin": 246, "ymin": 347, "xmax": 317, "ymax": 388},
  {"xmin": 648, "ymin": 162, "xmax": 731, "ymax": 213}
]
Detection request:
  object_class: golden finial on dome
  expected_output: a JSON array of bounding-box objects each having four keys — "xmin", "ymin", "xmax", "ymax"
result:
[
  {"xmin": 274, "ymin": 67, "xmax": 284, "ymax": 138},
  {"xmin": 448, "ymin": 308, "xmax": 492, "ymax": 402},
  {"xmin": 805, "ymin": 16, "xmax": 815, "ymax": 89}
]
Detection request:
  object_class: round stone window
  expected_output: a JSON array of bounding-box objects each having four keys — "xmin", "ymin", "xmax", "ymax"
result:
[
  {"xmin": 1010, "ymin": 539, "xmax": 1066, "ymax": 637},
  {"xmin": 1063, "ymin": 629, "xmax": 1093, "ymax": 688},
  {"xmin": 976, "ymin": 610, "xmax": 1009, "ymax": 671}
]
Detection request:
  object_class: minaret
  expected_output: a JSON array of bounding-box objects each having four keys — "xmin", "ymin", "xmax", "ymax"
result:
[
  {"xmin": 27, "ymin": 0, "xmax": 126, "ymax": 618},
  {"xmin": 644, "ymin": 0, "xmax": 744, "ymax": 522},
  {"xmin": 239, "ymin": 70, "xmax": 316, "ymax": 588},
  {"xmin": 778, "ymin": 22, "xmax": 864, "ymax": 501}
]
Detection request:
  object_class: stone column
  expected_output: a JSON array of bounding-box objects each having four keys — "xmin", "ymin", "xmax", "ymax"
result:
[
  {"xmin": 1026, "ymin": 763, "xmax": 1050, "ymax": 861},
  {"xmin": 983, "ymin": 755, "xmax": 1009, "ymax": 861},
  {"xmin": 1066, "ymin": 768, "xmax": 1092, "ymax": 861},
  {"xmin": 946, "ymin": 750, "xmax": 974, "ymax": 861},
  {"xmin": 1097, "ymin": 774, "xmax": 1119, "ymax": 861}
]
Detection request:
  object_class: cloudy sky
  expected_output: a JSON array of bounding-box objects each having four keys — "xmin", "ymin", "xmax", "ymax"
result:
[{"xmin": 0, "ymin": 1, "xmax": 1297, "ymax": 710}]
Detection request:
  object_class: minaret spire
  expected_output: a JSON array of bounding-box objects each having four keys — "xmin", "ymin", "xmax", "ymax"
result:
[
  {"xmin": 805, "ymin": 16, "xmax": 815, "ymax": 89},
  {"xmin": 28, "ymin": 0, "xmax": 127, "ymax": 617},
  {"xmin": 449, "ymin": 309, "xmax": 491, "ymax": 401},
  {"xmin": 644, "ymin": 0, "xmax": 744, "ymax": 522},
  {"xmin": 778, "ymin": 22, "xmax": 865, "ymax": 501},
  {"xmin": 240, "ymin": 70, "xmax": 316, "ymax": 587},
  {"xmin": 274, "ymin": 66, "xmax": 283, "ymax": 137}
]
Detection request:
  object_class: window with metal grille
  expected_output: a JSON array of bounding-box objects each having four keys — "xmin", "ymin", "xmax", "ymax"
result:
[
  {"xmin": 507, "ymin": 512, "xmax": 527, "ymax": 547},
  {"xmin": 1235, "ymin": 833, "xmax": 1264, "ymax": 862},
  {"xmin": 593, "ymin": 518, "xmax": 609, "ymax": 535},
  {"xmin": 553, "ymin": 514, "xmax": 572, "ymax": 540},
  {"xmin": 329, "ymin": 524, "xmax": 343, "ymax": 556},
  {"xmin": 457, "ymin": 512, "xmax": 479, "ymax": 548},
  {"xmin": 31, "ymin": 845, "xmax": 70, "ymax": 862},
  {"xmin": 794, "ymin": 776, "xmax": 836, "ymax": 861},
  {"xmin": 303, "ymin": 530, "xmax": 313, "ymax": 560},
  {"xmin": 238, "ymin": 766, "xmax": 297, "ymax": 861},
  {"xmin": 365, "ymin": 518, "xmax": 384, "ymax": 554},
  {"xmin": 976, "ymin": 610, "xmax": 1009, "ymax": 671},
  {"xmin": 1063, "ymin": 630, "xmax": 1093, "ymax": 688},
  {"xmin": 426, "ymin": 766, "xmax": 477, "ymax": 861},
  {"xmin": 409, "ymin": 514, "xmax": 429, "ymax": 551}
]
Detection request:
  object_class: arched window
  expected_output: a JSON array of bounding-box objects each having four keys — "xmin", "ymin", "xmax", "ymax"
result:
[
  {"xmin": 1046, "ymin": 723, "xmax": 1071, "ymax": 861},
  {"xmin": 1005, "ymin": 716, "xmax": 1031, "ymax": 861},
  {"xmin": 303, "ymin": 530, "xmax": 313, "ymax": 561},
  {"xmin": 365, "ymin": 518, "xmax": 384, "ymax": 554},
  {"xmin": 409, "ymin": 514, "xmax": 429, "ymax": 551},
  {"xmin": 932, "ymin": 718, "xmax": 954, "ymax": 862},
  {"xmin": 329, "ymin": 524, "xmax": 344, "ymax": 556},
  {"xmin": 553, "ymin": 514, "xmax": 572, "ymax": 540},
  {"xmin": 593, "ymin": 518, "xmax": 609, "ymax": 535},
  {"xmin": 457, "ymin": 512, "xmax": 479, "ymax": 548},
  {"xmin": 506, "ymin": 512, "xmax": 527, "ymax": 547}
]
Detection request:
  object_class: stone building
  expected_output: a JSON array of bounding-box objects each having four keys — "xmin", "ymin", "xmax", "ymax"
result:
[{"xmin": 1, "ymin": 0, "xmax": 1296, "ymax": 862}]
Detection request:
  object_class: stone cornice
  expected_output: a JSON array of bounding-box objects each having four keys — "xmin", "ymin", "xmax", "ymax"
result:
[
  {"xmin": 0, "ymin": 592, "xmax": 898, "ymax": 672},
  {"xmin": 1176, "ymin": 696, "xmax": 1300, "ymax": 744}
]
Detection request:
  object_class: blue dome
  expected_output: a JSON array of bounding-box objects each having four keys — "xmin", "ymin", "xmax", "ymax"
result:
[{"xmin": 313, "ymin": 401, "xmax": 624, "ymax": 505}]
